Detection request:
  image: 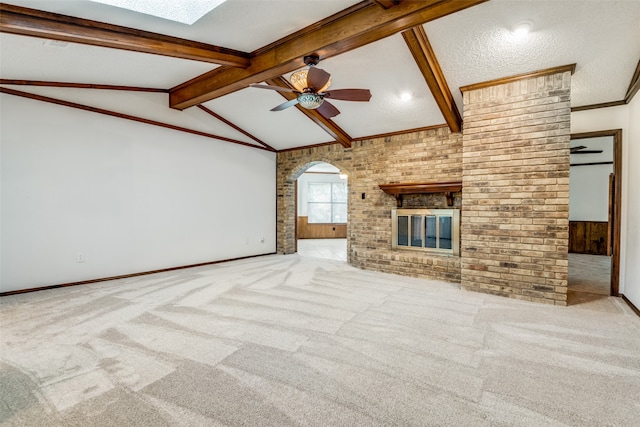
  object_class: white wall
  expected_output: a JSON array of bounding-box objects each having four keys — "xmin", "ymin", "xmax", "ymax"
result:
[
  {"xmin": 622, "ymin": 95, "xmax": 640, "ymax": 308},
  {"xmin": 1, "ymin": 94, "xmax": 276, "ymax": 293},
  {"xmin": 571, "ymin": 104, "xmax": 638, "ymax": 305},
  {"xmin": 569, "ymin": 136, "xmax": 613, "ymax": 221},
  {"xmin": 569, "ymin": 163, "xmax": 613, "ymax": 221}
]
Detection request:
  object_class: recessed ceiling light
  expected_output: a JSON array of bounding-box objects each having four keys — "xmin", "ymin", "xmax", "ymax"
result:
[
  {"xmin": 400, "ymin": 92, "xmax": 413, "ymax": 101},
  {"xmin": 89, "ymin": 0, "xmax": 227, "ymax": 25},
  {"xmin": 511, "ymin": 20, "xmax": 534, "ymax": 37}
]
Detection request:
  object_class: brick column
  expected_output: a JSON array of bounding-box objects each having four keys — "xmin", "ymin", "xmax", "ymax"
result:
[
  {"xmin": 276, "ymin": 174, "xmax": 297, "ymax": 254},
  {"xmin": 460, "ymin": 67, "xmax": 572, "ymax": 305}
]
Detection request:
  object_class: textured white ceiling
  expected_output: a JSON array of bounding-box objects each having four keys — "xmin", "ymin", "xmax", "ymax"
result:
[
  {"xmin": 315, "ymin": 34, "xmax": 446, "ymax": 138},
  {"xmin": 3, "ymin": 85, "xmax": 263, "ymax": 146},
  {"xmin": 425, "ymin": 0, "xmax": 640, "ymax": 110},
  {"xmin": 1, "ymin": 0, "xmax": 639, "ymax": 152},
  {"xmin": 0, "ymin": 33, "xmax": 216, "ymax": 88},
  {"xmin": 3, "ymin": 0, "xmax": 361, "ymax": 52},
  {"xmin": 202, "ymin": 86, "xmax": 334, "ymax": 150}
]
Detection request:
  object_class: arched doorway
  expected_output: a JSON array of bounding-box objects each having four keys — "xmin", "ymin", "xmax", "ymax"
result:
[
  {"xmin": 296, "ymin": 162, "xmax": 347, "ymax": 261},
  {"xmin": 276, "ymin": 156, "xmax": 351, "ymax": 258}
]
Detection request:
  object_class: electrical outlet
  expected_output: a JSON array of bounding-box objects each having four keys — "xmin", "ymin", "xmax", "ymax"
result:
[{"xmin": 76, "ymin": 252, "xmax": 85, "ymax": 263}]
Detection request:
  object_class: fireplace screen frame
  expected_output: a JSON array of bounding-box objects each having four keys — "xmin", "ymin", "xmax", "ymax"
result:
[{"xmin": 391, "ymin": 208, "xmax": 460, "ymax": 256}]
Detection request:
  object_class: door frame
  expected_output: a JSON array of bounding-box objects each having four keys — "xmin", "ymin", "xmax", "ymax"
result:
[
  {"xmin": 570, "ymin": 129, "xmax": 622, "ymax": 296},
  {"xmin": 294, "ymin": 180, "xmax": 298, "ymax": 253}
]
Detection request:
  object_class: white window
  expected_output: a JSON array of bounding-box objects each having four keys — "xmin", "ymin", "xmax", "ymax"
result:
[
  {"xmin": 308, "ymin": 182, "xmax": 347, "ymax": 223},
  {"xmin": 392, "ymin": 209, "xmax": 460, "ymax": 256}
]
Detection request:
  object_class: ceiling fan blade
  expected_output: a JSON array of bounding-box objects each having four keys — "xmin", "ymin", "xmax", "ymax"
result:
[
  {"xmin": 316, "ymin": 99, "xmax": 340, "ymax": 118},
  {"xmin": 307, "ymin": 66, "xmax": 331, "ymax": 92},
  {"xmin": 271, "ymin": 98, "xmax": 299, "ymax": 111},
  {"xmin": 250, "ymin": 84, "xmax": 297, "ymax": 93},
  {"xmin": 324, "ymin": 88, "xmax": 372, "ymax": 102},
  {"xmin": 572, "ymin": 150, "xmax": 604, "ymax": 154}
]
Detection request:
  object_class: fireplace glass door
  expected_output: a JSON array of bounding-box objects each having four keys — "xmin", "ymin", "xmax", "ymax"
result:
[{"xmin": 392, "ymin": 209, "xmax": 459, "ymax": 256}]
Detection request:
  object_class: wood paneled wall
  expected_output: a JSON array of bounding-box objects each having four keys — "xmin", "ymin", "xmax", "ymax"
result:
[
  {"xmin": 297, "ymin": 216, "xmax": 346, "ymax": 239},
  {"xmin": 569, "ymin": 221, "xmax": 609, "ymax": 255}
]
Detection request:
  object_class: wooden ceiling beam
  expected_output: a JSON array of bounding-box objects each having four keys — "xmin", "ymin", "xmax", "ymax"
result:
[
  {"xmin": 0, "ymin": 4, "xmax": 250, "ymax": 67},
  {"xmin": 0, "ymin": 79, "xmax": 167, "ymax": 92},
  {"xmin": 197, "ymin": 105, "xmax": 276, "ymax": 151},
  {"xmin": 169, "ymin": 0, "xmax": 488, "ymax": 110},
  {"xmin": 0, "ymin": 86, "xmax": 272, "ymax": 151},
  {"xmin": 372, "ymin": 0, "xmax": 401, "ymax": 10},
  {"xmin": 402, "ymin": 25, "xmax": 462, "ymax": 133},
  {"xmin": 265, "ymin": 77, "xmax": 353, "ymax": 148}
]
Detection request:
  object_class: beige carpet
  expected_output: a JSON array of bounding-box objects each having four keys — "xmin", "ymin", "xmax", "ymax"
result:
[{"xmin": 1, "ymin": 255, "xmax": 639, "ymax": 426}]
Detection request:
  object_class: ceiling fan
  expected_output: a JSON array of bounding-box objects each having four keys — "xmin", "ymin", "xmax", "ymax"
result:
[
  {"xmin": 250, "ymin": 54, "xmax": 372, "ymax": 118},
  {"xmin": 570, "ymin": 145, "xmax": 603, "ymax": 154}
]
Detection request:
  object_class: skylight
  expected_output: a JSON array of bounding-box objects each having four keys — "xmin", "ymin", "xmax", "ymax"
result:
[{"xmin": 90, "ymin": 0, "xmax": 227, "ymax": 25}]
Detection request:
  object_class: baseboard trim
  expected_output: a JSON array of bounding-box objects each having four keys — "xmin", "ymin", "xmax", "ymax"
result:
[
  {"xmin": 0, "ymin": 252, "xmax": 277, "ymax": 297},
  {"xmin": 620, "ymin": 294, "xmax": 640, "ymax": 317}
]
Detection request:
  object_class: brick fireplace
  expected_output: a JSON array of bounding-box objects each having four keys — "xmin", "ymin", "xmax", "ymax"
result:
[{"xmin": 277, "ymin": 66, "xmax": 571, "ymax": 305}]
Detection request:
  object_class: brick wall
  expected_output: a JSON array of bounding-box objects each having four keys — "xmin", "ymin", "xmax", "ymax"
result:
[
  {"xmin": 277, "ymin": 127, "xmax": 463, "ymax": 282},
  {"xmin": 277, "ymin": 69, "xmax": 571, "ymax": 303},
  {"xmin": 277, "ymin": 144, "xmax": 353, "ymax": 255},
  {"xmin": 460, "ymin": 71, "xmax": 572, "ymax": 305}
]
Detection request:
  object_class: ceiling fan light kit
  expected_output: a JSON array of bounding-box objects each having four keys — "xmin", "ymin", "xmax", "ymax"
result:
[
  {"xmin": 250, "ymin": 53, "xmax": 371, "ymax": 118},
  {"xmin": 290, "ymin": 72, "xmax": 332, "ymax": 92},
  {"xmin": 297, "ymin": 92, "xmax": 324, "ymax": 109},
  {"xmin": 291, "ymin": 56, "xmax": 332, "ymax": 92},
  {"xmin": 290, "ymin": 71, "xmax": 309, "ymax": 91}
]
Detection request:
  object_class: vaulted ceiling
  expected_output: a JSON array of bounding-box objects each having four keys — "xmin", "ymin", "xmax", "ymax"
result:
[{"xmin": 1, "ymin": 0, "xmax": 639, "ymax": 152}]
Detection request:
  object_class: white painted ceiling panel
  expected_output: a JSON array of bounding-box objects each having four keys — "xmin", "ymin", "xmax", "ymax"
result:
[
  {"xmin": 1, "ymin": 0, "xmax": 638, "ymax": 151},
  {"xmin": 313, "ymin": 34, "xmax": 446, "ymax": 138},
  {"xmin": 2, "ymin": 85, "xmax": 261, "ymax": 147},
  {"xmin": 202, "ymin": 86, "xmax": 333, "ymax": 150},
  {"xmin": 425, "ymin": 0, "xmax": 640, "ymax": 110},
  {"xmin": 3, "ymin": 0, "xmax": 361, "ymax": 52},
  {"xmin": 0, "ymin": 33, "xmax": 216, "ymax": 88}
]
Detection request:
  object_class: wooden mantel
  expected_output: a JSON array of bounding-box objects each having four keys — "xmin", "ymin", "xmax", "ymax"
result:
[{"xmin": 379, "ymin": 181, "xmax": 462, "ymax": 207}]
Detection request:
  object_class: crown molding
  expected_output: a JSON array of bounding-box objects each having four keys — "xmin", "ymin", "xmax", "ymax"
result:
[{"xmin": 460, "ymin": 64, "xmax": 576, "ymax": 93}]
